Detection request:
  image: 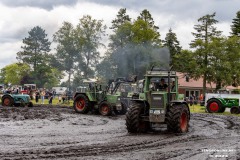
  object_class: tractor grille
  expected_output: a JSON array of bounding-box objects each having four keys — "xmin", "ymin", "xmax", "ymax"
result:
[{"xmin": 151, "ymin": 94, "xmax": 164, "ymax": 108}]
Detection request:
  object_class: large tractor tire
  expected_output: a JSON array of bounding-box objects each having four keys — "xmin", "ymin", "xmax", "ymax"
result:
[
  {"xmin": 126, "ymin": 102, "xmax": 149, "ymax": 133},
  {"xmin": 73, "ymin": 94, "xmax": 90, "ymax": 114},
  {"xmin": 166, "ymin": 104, "xmax": 190, "ymax": 133},
  {"xmin": 114, "ymin": 103, "xmax": 127, "ymax": 115},
  {"xmin": 206, "ymin": 99, "xmax": 223, "ymax": 113},
  {"xmin": 230, "ymin": 106, "xmax": 240, "ymax": 114},
  {"xmin": 2, "ymin": 95, "xmax": 14, "ymax": 106},
  {"xmin": 98, "ymin": 101, "xmax": 112, "ymax": 116}
]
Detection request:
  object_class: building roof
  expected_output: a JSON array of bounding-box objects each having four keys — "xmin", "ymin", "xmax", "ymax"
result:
[{"xmin": 177, "ymin": 72, "xmax": 216, "ymax": 89}]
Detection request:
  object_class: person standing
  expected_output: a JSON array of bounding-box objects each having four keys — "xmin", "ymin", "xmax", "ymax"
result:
[
  {"xmin": 41, "ymin": 89, "xmax": 46, "ymax": 104},
  {"xmin": 35, "ymin": 90, "xmax": 40, "ymax": 104},
  {"xmin": 48, "ymin": 91, "xmax": 53, "ymax": 104}
]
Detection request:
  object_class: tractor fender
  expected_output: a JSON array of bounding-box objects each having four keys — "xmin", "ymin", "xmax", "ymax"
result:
[
  {"xmin": 170, "ymin": 100, "xmax": 190, "ymax": 120},
  {"xmin": 1, "ymin": 94, "xmax": 14, "ymax": 100},
  {"xmin": 130, "ymin": 99, "xmax": 149, "ymax": 114},
  {"xmin": 74, "ymin": 93, "xmax": 94, "ymax": 102},
  {"xmin": 207, "ymin": 98, "xmax": 225, "ymax": 106}
]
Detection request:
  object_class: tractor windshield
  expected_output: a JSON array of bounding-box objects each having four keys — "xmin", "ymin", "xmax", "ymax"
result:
[{"xmin": 148, "ymin": 77, "xmax": 176, "ymax": 93}]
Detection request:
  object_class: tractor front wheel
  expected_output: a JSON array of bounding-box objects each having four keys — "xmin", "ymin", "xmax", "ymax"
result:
[
  {"xmin": 126, "ymin": 102, "xmax": 149, "ymax": 133},
  {"xmin": 166, "ymin": 104, "xmax": 190, "ymax": 133},
  {"xmin": 73, "ymin": 94, "xmax": 90, "ymax": 114},
  {"xmin": 206, "ymin": 99, "xmax": 223, "ymax": 113},
  {"xmin": 99, "ymin": 101, "xmax": 112, "ymax": 116},
  {"xmin": 230, "ymin": 106, "xmax": 240, "ymax": 114},
  {"xmin": 2, "ymin": 95, "xmax": 14, "ymax": 106}
]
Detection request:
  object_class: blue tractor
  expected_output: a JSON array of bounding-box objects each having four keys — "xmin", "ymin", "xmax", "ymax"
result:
[{"xmin": 1, "ymin": 93, "xmax": 33, "ymax": 107}]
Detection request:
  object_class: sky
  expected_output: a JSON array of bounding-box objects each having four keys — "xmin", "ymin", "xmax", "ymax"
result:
[{"xmin": 0, "ymin": 0, "xmax": 240, "ymax": 69}]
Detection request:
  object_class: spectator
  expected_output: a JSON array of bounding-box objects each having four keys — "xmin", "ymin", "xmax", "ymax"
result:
[
  {"xmin": 48, "ymin": 91, "xmax": 53, "ymax": 104},
  {"xmin": 190, "ymin": 94, "xmax": 195, "ymax": 106},
  {"xmin": 62, "ymin": 94, "xmax": 66, "ymax": 104},
  {"xmin": 41, "ymin": 89, "xmax": 46, "ymax": 104},
  {"xmin": 35, "ymin": 90, "xmax": 40, "ymax": 104},
  {"xmin": 58, "ymin": 95, "xmax": 62, "ymax": 104}
]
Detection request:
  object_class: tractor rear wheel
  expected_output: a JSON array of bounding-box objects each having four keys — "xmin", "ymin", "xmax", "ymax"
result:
[
  {"xmin": 230, "ymin": 106, "xmax": 240, "ymax": 114},
  {"xmin": 126, "ymin": 102, "xmax": 149, "ymax": 133},
  {"xmin": 98, "ymin": 101, "xmax": 112, "ymax": 116},
  {"xmin": 114, "ymin": 103, "xmax": 127, "ymax": 115},
  {"xmin": 73, "ymin": 94, "xmax": 90, "ymax": 114},
  {"xmin": 166, "ymin": 104, "xmax": 190, "ymax": 133},
  {"xmin": 2, "ymin": 95, "xmax": 14, "ymax": 106},
  {"xmin": 206, "ymin": 99, "xmax": 223, "ymax": 113}
]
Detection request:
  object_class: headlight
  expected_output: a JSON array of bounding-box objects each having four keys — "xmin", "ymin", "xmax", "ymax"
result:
[
  {"xmin": 117, "ymin": 97, "xmax": 120, "ymax": 101},
  {"xmin": 154, "ymin": 110, "xmax": 161, "ymax": 115}
]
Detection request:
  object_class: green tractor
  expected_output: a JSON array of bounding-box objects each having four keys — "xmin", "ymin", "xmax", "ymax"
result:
[
  {"xmin": 108, "ymin": 78, "xmax": 138, "ymax": 115},
  {"xmin": 73, "ymin": 78, "xmax": 135, "ymax": 116},
  {"xmin": 205, "ymin": 93, "xmax": 240, "ymax": 114},
  {"xmin": 1, "ymin": 93, "xmax": 33, "ymax": 107},
  {"xmin": 126, "ymin": 68, "xmax": 190, "ymax": 133}
]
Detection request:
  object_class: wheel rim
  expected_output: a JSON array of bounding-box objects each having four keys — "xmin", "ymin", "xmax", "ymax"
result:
[
  {"xmin": 76, "ymin": 98, "xmax": 85, "ymax": 111},
  {"xmin": 101, "ymin": 104, "xmax": 109, "ymax": 115},
  {"xmin": 209, "ymin": 102, "xmax": 219, "ymax": 112},
  {"xmin": 180, "ymin": 112, "xmax": 187, "ymax": 132},
  {"xmin": 3, "ymin": 98, "xmax": 10, "ymax": 106}
]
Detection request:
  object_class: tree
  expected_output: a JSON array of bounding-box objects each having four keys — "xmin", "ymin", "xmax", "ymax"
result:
[
  {"xmin": 17, "ymin": 26, "xmax": 51, "ymax": 72},
  {"xmin": 137, "ymin": 9, "xmax": 161, "ymax": 46},
  {"xmin": 96, "ymin": 55, "xmax": 116, "ymax": 81},
  {"xmin": 163, "ymin": 28, "xmax": 182, "ymax": 68},
  {"xmin": 230, "ymin": 11, "xmax": 240, "ymax": 36},
  {"xmin": 100, "ymin": 9, "xmax": 164, "ymax": 79},
  {"xmin": 109, "ymin": 21, "xmax": 133, "ymax": 50},
  {"xmin": 174, "ymin": 49, "xmax": 196, "ymax": 73},
  {"xmin": 137, "ymin": 9, "xmax": 159, "ymax": 31},
  {"xmin": 190, "ymin": 12, "xmax": 222, "ymax": 94},
  {"xmin": 16, "ymin": 26, "xmax": 54, "ymax": 87},
  {"xmin": 110, "ymin": 8, "xmax": 131, "ymax": 30},
  {"xmin": 109, "ymin": 8, "xmax": 132, "ymax": 50},
  {"xmin": 2, "ymin": 63, "xmax": 31, "ymax": 85},
  {"xmin": 75, "ymin": 15, "xmax": 106, "ymax": 78},
  {"xmin": 131, "ymin": 19, "xmax": 161, "ymax": 45},
  {"xmin": 53, "ymin": 22, "xmax": 78, "ymax": 89}
]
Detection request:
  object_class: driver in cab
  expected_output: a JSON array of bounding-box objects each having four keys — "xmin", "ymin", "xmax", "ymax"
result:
[{"xmin": 158, "ymin": 78, "xmax": 168, "ymax": 91}]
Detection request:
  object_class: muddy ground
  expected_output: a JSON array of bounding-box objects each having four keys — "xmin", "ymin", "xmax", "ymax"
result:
[{"xmin": 0, "ymin": 105, "xmax": 239, "ymax": 160}]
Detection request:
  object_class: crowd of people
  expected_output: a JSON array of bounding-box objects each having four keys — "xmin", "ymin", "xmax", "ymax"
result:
[{"xmin": 34, "ymin": 89, "xmax": 72, "ymax": 104}]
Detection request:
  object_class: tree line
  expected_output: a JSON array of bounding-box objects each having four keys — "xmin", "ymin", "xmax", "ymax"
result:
[{"xmin": 0, "ymin": 9, "xmax": 240, "ymax": 94}]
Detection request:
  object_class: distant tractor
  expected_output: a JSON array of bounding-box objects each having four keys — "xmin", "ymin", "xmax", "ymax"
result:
[
  {"xmin": 73, "ymin": 78, "xmax": 135, "ymax": 116},
  {"xmin": 21, "ymin": 84, "xmax": 37, "ymax": 100},
  {"xmin": 205, "ymin": 93, "xmax": 240, "ymax": 114},
  {"xmin": 126, "ymin": 68, "xmax": 190, "ymax": 133},
  {"xmin": 107, "ymin": 78, "xmax": 137, "ymax": 115},
  {"xmin": 1, "ymin": 93, "xmax": 33, "ymax": 107}
]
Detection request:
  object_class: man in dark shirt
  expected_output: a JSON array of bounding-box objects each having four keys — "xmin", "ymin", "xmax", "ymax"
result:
[{"xmin": 158, "ymin": 78, "xmax": 168, "ymax": 90}]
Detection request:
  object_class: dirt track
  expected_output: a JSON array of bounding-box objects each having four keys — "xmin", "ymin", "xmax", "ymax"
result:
[{"xmin": 0, "ymin": 105, "xmax": 239, "ymax": 160}]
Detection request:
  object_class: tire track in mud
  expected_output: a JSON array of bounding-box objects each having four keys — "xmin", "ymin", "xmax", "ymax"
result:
[
  {"xmin": 0, "ymin": 106, "xmax": 240, "ymax": 160},
  {"xmin": 0, "ymin": 134, "xmax": 207, "ymax": 159}
]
